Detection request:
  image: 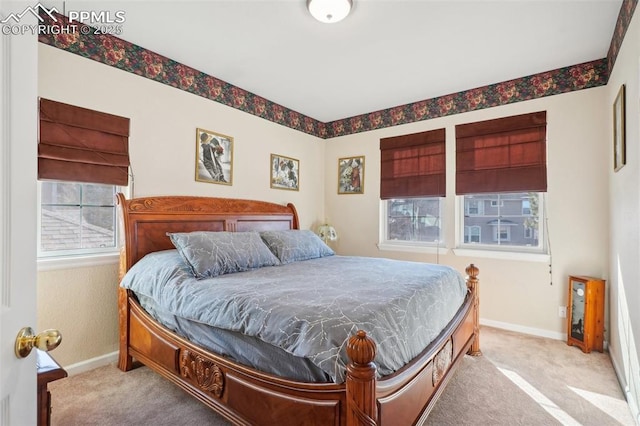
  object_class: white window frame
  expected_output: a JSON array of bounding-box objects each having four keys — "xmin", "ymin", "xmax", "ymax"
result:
[
  {"xmin": 378, "ymin": 198, "xmax": 447, "ymax": 254},
  {"xmin": 37, "ymin": 181, "xmax": 129, "ymax": 268}
]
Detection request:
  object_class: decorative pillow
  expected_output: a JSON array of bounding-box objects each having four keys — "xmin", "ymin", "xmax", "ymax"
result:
[
  {"xmin": 167, "ymin": 231, "xmax": 280, "ymax": 279},
  {"xmin": 259, "ymin": 230, "xmax": 334, "ymax": 264}
]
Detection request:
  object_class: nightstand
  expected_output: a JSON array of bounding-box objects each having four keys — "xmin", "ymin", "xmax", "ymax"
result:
[{"xmin": 36, "ymin": 350, "xmax": 67, "ymax": 426}]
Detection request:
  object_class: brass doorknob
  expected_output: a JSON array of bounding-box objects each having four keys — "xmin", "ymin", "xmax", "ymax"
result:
[{"xmin": 15, "ymin": 327, "xmax": 62, "ymax": 358}]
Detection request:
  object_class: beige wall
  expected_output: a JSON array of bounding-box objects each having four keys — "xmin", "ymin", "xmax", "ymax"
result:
[
  {"xmin": 37, "ymin": 264, "xmax": 119, "ymax": 367},
  {"xmin": 606, "ymin": 5, "xmax": 640, "ymax": 421},
  {"xmin": 37, "ymin": 44, "xmax": 325, "ymax": 367},
  {"xmin": 324, "ymin": 88, "xmax": 609, "ymax": 338}
]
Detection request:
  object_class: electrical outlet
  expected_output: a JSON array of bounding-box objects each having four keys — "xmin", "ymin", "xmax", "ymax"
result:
[{"xmin": 558, "ymin": 306, "xmax": 567, "ymax": 318}]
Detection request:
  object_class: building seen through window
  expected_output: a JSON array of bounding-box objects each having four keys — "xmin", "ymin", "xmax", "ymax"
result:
[{"xmin": 462, "ymin": 192, "xmax": 541, "ymax": 248}]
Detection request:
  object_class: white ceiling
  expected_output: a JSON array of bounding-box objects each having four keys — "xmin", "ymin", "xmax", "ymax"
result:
[{"xmin": 53, "ymin": 0, "xmax": 622, "ymax": 122}]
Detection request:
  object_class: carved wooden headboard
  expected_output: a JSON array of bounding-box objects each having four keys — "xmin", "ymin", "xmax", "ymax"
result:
[{"xmin": 116, "ymin": 193, "xmax": 299, "ymax": 278}]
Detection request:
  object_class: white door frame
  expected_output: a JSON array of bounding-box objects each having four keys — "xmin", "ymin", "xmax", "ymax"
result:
[{"xmin": 0, "ymin": 1, "xmax": 39, "ymax": 424}]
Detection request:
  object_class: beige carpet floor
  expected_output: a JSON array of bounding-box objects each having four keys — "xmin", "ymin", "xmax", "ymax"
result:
[{"xmin": 49, "ymin": 326, "xmax": 635, "ymax": 425}]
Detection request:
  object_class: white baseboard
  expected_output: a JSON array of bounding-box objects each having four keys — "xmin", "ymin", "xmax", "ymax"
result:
[
  {"xmin": 480, "ymin": 318, "xmax": 565, "ymax": 341},
  {"xmin": 64, "ymin": 351, "xmax": 119, "ymax": 377},
  {"xmin": 608, "ymin": 345, "xmax": 640, "ymax": 425}
]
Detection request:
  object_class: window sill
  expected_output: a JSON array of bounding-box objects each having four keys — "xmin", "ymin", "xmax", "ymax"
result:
[
  {"xmin": 37, "ymin": 252, "xmax": 119, "ymax": 272},
  {"xmin": 377, "ymin": 242, "xmax": 448, "ymax": 255},
  {"xmin": 452, "ymin": 248, "xmax": 549, "ymax": 263}
]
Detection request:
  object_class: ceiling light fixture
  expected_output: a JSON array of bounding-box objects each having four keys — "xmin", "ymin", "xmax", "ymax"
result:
[{"xmin": 307, "ymin": 0, "xmax": 352, "ymax": 24}]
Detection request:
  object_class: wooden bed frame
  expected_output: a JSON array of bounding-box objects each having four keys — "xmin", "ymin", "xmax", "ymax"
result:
[{"xmin": 116, "ymin": 193, "xmax": 481, "ymax": 426}]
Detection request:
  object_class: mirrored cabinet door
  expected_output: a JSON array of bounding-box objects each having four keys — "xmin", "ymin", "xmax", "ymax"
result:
[{"xmin": 570, "ymin": 279, "xmax": 586, "ymax": 342}]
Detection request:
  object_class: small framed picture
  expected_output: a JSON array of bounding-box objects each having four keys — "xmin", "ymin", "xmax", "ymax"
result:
[
  {"xmin": 195, "ymin": 128, "xmax": 233, "ymax": 185},
  {"xmin": 613, "ymin": 84, "xmax": 626, "ymax": 172},
  {"xmin": 338, "ymin": 156, "xmax": 364, "ymax": 194},
  {"xmin": 270, "ymin": 154, "xmax": 299, "ymax": 191}
]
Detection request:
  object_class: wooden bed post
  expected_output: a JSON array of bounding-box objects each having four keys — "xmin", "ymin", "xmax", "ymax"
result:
[
  {"xmin": 117, "ymin": 287, "xmax": 133, "ymax": 371},
  {"xmin": 346, "ymin": 330, "xmax": 378, "ymax": 426},
  {"xmin": 116, "ymin": 193, "xmax": 134, "ymax": 371},
  {"xmin": 465, "ymin": 264, "xmax": 481, "ymax": 356}
]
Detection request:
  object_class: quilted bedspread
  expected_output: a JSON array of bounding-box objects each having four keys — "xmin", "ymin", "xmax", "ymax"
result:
[{"xmin": 120, "ymin": 250, "xmax": 468, "ymax": 383}]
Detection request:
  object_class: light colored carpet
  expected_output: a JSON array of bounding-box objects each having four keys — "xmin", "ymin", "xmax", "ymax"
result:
[{"xmin": 49, "ymin": 327, "xmax": 635, "ymax": 425}]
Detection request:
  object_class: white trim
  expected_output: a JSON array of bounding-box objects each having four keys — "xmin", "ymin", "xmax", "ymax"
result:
[
  {"xmin": 64, "ymin": 351, "xmax": 119, "ymax": 377},
  {"xmin": 377, "ymin": 243, "xmax": 448, "ymax": 255},
  {"xmin": 37, "ymin": 252, "xmax": 119, "ymax": 271},
  {"xmin": 609, "ymin": 345, "xmax": 640, "ymax": 425},
  {"xmin": 453, "ymin": 248, "xmax": 550, "ymax": 263},
  {"xmin": 1, "ymin": 27, "xmax": 9, "ymax": 309},
  {"xmin": 608, "ymin": 345, "xmax": 640, "ymax": 425},
  {"xmin": 480, "ymin": 318, "xmax": 565, "ymax": 341}
]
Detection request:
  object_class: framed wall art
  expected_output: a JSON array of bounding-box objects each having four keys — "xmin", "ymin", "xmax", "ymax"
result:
[
  {"xmin": 196, "ymin": 128, "xmax": 233, "ymax": 185},
  {"xmin": 613, "ymin": 84, "xmax": 626, "ymax": 172},
  {"xmin": 338, "ymin": 156, "xmax": 365, "ymax": 194},
  {"xmin": 270, "ymin": 154, "xmax": 299, "ymax": 191}
]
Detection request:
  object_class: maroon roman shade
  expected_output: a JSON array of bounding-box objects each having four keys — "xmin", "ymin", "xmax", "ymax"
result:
[
  {"xmin": 380, "ymin": 128, "xmax": 446, "ymax": 199},
  {"xmin": 455, "ymin": 111, "xmax": 547, "ymax": 195},
  {"xmin": 38, "ymin": 98, "xmax": 130, "ymax": 186}
]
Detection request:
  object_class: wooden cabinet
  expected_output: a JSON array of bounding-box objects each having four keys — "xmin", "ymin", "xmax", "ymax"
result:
[
  {"xmin": 37, "ymin": 350, "xmax": 67, "ymax": 425},
  {"xmin": 567, "ymin": 276, "xmax": 605, "ymax": 353}
]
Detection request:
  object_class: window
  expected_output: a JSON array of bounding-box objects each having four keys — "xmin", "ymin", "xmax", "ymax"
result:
[
  {"xmin": 380, "ymin": 129, "xmax": 446, "ymax": 248},
  {"xmin": 39, "ymin": 182, "xmax": 118, "ymax": 257},
  {"xmin": 465, "ymin": 199, "xmax": 484, "ymax": 216},
  {"xmin": 493, "ymin": 225, "xmax": 511, "ymax": 242},
  {"xmin": 524, "ymin": 225, "xmax": 534, "ymax": 239},
  {"xmin": 460, "ymin": 192, "xmax": 543, "ymax": 249},
  {"xmin": 38, "ymin": 99, "xmax": 130, "ymax": 259},
  {"xmin": 384, "ymin": 198, "xmax": 444, "ymax": 244},
  {"xmin": 455, "ymin": 112, "xmax": 547, "ymax": 253},
  {"xmin": 464, "ymin": 226, "xmax": 481, "ymax": 243}
]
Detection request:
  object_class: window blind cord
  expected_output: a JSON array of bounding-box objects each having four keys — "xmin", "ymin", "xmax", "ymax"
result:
[
  {"xmin": 435, "ymin": 215, "xmax": 441, "ymax": 265},
  {"xmin": 128, "ymin": 164, "xmax": 135, "ymax": 197},
  {"xmin": 544, "ymin": 193, "xmax": 553, "ymax": 285}
]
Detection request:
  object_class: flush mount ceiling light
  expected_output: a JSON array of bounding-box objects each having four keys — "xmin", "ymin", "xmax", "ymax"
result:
[{"xmin": 307, "ymin": 0, "xmax": 353, "ymax": 24}]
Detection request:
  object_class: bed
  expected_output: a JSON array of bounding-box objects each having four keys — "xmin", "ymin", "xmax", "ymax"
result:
[{"xmin": 116, "ymin": 193, "xmax": 481, "ymax": 426}]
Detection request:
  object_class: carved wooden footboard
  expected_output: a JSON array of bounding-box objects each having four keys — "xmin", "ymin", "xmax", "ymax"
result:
[{"xmin": 116, "ymin": 194, "xmax": 480, "ymax": 426}]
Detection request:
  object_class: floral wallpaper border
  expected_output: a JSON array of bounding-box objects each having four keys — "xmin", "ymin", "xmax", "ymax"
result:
[
  {"xmin": 324, "ymin": 59, "xmax": 607, "ymax": 138},
  {"xmin": 38, "ymin": 1, "xmax": 636, "ymax": 139},
  {"xmin": 608, "ymin": 0, "xmax": 638, "ymax": 75}
]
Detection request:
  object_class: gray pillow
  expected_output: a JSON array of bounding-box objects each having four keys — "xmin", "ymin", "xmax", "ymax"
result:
[
  {"xmin": 167, "ymin": 231, "xmax": 280, "ymax": 279},
  {"xmin": 259, "ymin": 230, "xmax": 334, "ymax": 264}
]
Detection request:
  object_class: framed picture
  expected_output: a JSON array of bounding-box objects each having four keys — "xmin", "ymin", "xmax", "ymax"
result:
[
  {"xmin": 196, "ymin": 128, "xmax": 233, "ymax": 185},
  {"xmin": 613, "ymin": 84, "xmax": 626, "ymax": 172},
  {"xmin": 270, "ymin": 154, "xmax": 299, "ymax": 191},
  {"xmin": 338, "ymin": 156, "xmax": 365, "ymax": 194}
]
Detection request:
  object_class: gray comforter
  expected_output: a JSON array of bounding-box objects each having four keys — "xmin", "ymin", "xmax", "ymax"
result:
[{"xmin": 120, "ymin": 250, "xmax": 468, "ymax": 383}]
